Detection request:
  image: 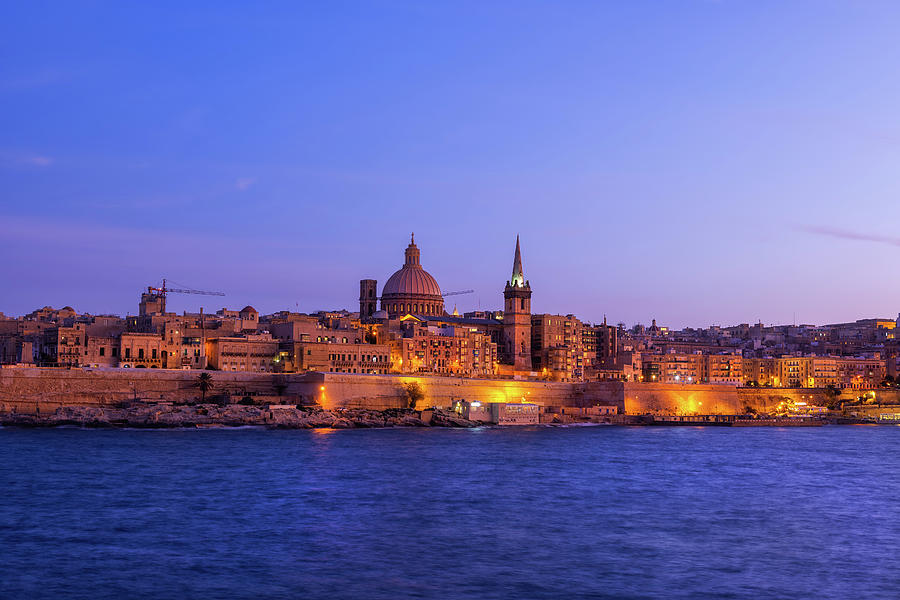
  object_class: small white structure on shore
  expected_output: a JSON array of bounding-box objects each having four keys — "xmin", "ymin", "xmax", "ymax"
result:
[{"xmin": 454, "ymin": 400, "xmax": 539, "ymax": 425}]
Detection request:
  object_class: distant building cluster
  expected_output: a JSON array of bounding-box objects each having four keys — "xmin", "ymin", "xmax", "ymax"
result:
[
  {"xmin": 618, "ymin": 318, "xmax": 897, "ymax": 390},
  {"xmin": 1, "ymin": 234, "xmax": 898, "ymax": 390}
]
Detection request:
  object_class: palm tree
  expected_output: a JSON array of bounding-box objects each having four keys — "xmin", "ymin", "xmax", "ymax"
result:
[{"xmin": 196, "ymin": 372, "xmax": 214, "ymax": 403}]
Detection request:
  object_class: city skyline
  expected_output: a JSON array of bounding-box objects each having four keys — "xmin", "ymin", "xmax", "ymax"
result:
[
  {"xmin": 1, "ymin": 228, "xmax": 896, "ymax": 333},
  {"xmin": 3, "ymin": 2, "xmax": 900, "ymax": 327},
  {"xmin": 5, "ymin": 6, "xmax": 900, "ymax": 600}
]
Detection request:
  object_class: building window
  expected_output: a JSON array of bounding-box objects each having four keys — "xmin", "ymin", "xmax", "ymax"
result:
[
  {"xmin": 138, "ymin": 349, "xmax": 144, "ymax": 359},
  {"xmin": 99, "ymin": 347, "xmax": 105, "ymax": 357}
]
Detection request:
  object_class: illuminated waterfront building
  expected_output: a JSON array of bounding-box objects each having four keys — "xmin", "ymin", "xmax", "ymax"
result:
[
  {"xmin": 205, "ymin": 334, "xmax": 278, "ymax": 372},
  {"xmin": 531, "ymin": 314, "xmax": 583, "ymax": 381},
  {"xmin": 390, "ymin": 316, "xmax": 498, "ymax": 377},
  {"xmin": 283, "ymin": 341, "xmax": 391, "ymax": 375}
]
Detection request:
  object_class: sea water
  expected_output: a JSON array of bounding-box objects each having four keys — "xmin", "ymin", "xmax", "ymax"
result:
[{"xmin": 2, "ymin": 425, "xmax": 899, "ymax": 599}]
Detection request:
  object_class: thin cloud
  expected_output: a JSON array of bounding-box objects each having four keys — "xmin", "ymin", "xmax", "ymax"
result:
[
  {"xmin": 235, "ymin": 177, "xmax": 256, "ymax": 191},
  {"xmin": 801, "ymin": 225, "xmax": 900, "ymax": 248},
  {"xmin": 24, "ymin": 155, "xmax": 54, "ymax": 167},
  {"xmin": 0, "ymin": 152, "xmax": 55, "ymax": 167}
]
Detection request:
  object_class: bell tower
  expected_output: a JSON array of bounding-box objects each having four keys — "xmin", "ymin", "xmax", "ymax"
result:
[
  {"xmin": 359, "ymin": 279, "xmax": 377, "ymax": 321},
  {"xmin": 502, "ymin": 235, "xmax": 532, "ymax": 371}
]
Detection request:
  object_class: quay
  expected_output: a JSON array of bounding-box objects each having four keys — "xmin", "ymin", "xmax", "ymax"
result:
[{"xmin": 648, "ymin": 414, "xmax": 824, "ymax": 427}]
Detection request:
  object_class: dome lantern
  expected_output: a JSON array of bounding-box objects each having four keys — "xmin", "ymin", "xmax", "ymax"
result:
[{"xmin": 381, "ymin": 234, "xmax": 444, "ymax": 318}]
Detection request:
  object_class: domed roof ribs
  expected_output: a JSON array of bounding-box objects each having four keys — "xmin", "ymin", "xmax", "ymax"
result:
[{"xmin": 510, "ymin": 235, "xmax": 525, "ymax": 287}]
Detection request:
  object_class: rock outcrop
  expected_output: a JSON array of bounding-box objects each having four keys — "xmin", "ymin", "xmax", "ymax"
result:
[{"xmin": 0, "ymin": 403, "xmax": 482, "ymax": 429}]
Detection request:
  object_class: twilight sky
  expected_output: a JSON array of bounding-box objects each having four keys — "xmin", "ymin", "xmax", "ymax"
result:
[{"xmin": 2, "ymin": 1, "xmax": 900, "ymax": 328}]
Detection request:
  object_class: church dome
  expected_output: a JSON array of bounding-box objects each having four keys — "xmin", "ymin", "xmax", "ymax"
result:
[
  {"xmin": 381, "ymin": 234, "xmax": 445, "ymax": 317},
  {"xmin": 383, "ymin": 265, "xmax": 442, "ymax": 297}
]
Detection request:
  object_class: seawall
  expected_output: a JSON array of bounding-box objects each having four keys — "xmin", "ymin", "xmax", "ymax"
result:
[
  {"xmin": 312, "ymin": 373, "xmax": 583, "ymax": 410},
  {"xmin": 0, "ymin": 368, "xmax": 304, "ymax": 414},
  {"xmin": 3, "ymin": 367, "xmax": 898, "ymax": 416},
  {"xmin": 0, "ymin": 368, "xmax": 583, "ymax": 414},
  {"xmin": 582, "ymin": 382, "xmax": 900, "ymax": 415}
]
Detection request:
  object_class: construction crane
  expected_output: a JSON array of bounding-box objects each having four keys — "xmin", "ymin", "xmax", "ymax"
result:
[{"xmin": 147, "ymin": 278, "xmax": 225, "ymax": 298}]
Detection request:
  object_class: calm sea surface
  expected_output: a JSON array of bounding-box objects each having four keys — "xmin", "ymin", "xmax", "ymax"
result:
[{"xmin": 2, "ymin": 425, "xmax": 899, "ymax": 600}]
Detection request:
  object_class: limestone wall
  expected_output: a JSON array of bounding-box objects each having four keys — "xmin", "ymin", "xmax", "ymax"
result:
[
  {"xmin": 306, "ymin": 373, "xmax": 583, "ymax": 410},
  {"xmin": 583, "ymin": 382, "xmax": 807, "ymax": 416},
  {"xmin": 0, "ymin": 368, "xmax": 582, "ymax": 414},
  {"xmin": 586, "ymin": 383, "xmax": 900, "ymax": 416},
  {"xmin": 4, "ymin": 367, "xmax": 898, "ymax": 416},
  {"xmin": 622, "ymin": 382, "xmax": 744, "ymax": 415},
  {"xmin": 0, "ymin": 368, "xmax": 303, "ymax": 414},
  {"xmin": 738, "ymin": 387, "xmax": 900, "ymax": 411},
  {"xmin": 612, "ymin": 383, "xmax": 820, "ymax": 416}
]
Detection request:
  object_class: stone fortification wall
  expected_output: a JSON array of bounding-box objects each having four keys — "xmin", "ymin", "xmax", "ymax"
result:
[
  {"xmin": 613, "ymin": 383, "xmax": 816, "ymax": 415},
  {"xmin": 584, "ymin": 382, "xmax": 900, "ymax": 415},
  {"xmin": 737, "ymin": 387, "xmax": 900, "ymax": 410},
  {"xmin": 4, "ymin": 367, "xmax": 898, "ymax": 416},
  {"xmin": 624, "ymin": 382, "xmax": 745, "ymax": 415},
  {"xmin": 0, "ymin": 368, "xmax": 307, "ymax": 414},
  {"xmin": 581, "ymin": 381, "xmax": 737, "ymax": 415},
  {"xmin": 309, "ymin": 373, "xmax": 582, "ymax": 410},
  {"xmin": 0, "ymin": 368, "xmax": 582, "ymax": 414}
]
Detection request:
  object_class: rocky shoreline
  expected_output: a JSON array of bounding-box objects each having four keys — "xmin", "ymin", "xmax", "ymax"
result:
[{"xmin": 0, "ymin": 403, "xmax": 483, "ymax": 429}]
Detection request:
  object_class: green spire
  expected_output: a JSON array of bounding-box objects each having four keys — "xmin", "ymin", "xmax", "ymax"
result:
[{"xmin": 511, "ymin": 235, "xmax": 525, "ymax": 287}]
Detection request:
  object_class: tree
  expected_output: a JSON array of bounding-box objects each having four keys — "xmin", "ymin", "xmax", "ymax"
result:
[
  {"xmin": 824, "ymin": 385, "xmax": 842, "ymax": 410},
  {"xmin": 196, "ymin": 372, "xmax": 214, "ymax": 403},
  {"xmin": 403, "ymin": 381, "xmax": 425, "ymax": 409}
]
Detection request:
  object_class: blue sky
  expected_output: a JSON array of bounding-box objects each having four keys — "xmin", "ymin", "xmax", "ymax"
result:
[{"xmin": 2, "ymin": 1, "xmax": 900, "ymax": 327}]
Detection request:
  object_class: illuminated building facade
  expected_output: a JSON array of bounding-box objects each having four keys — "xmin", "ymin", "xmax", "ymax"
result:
[
  {"xmin": 531, "ymin": 313, "xmax": 583, "ymax": 381},
  {"xmin": 205, "ymin": 334, "xmax": 278, "ymax": 372},
  {"xmin": 390, "ymin": 317, "xmax": 497, "ymax": 377},
  {"xmin": 284, "ymin": 341, "xmax": 391, "ymax": 374}
]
